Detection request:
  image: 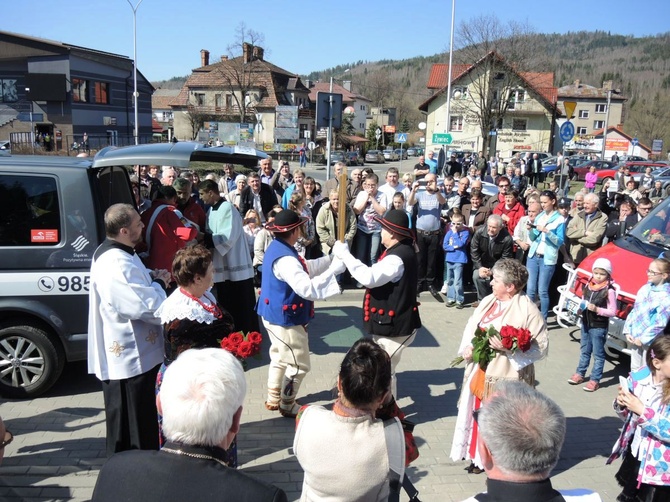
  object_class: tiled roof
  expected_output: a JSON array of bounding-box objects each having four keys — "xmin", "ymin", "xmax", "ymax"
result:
[
  {"xmin": 592, "ymin": 126, "xmax": 651, "ymax": 152},
  {"xmin": 307, "ymin": 82, "xmax": 370, "ymax": 103},
  {"xmin": 420, "ymin": 53, "xmax": 557, "ymax": 113},
  {"xmin": 558, "ymin": 82, "xmax": 627, "ymax": 100},
  {"xmin": 176, "ymin": 55, "xmax": 308, "ymax": 109},
  {"xmin": 151, "ymin": 89, "xmax": 180, "ymax": 109}
]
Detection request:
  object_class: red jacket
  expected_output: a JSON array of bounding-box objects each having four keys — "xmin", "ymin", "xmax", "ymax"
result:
[
  {"xmin": 140, "ymin": 200, "xmax": 197, "ymax": 276},
  {"xmin": 178, "ymin": 197, "xmax": 206, "ymax": 231},
  {"xmin": 493, "ymin": 201, "xmax": 525, "ymax": 235}
]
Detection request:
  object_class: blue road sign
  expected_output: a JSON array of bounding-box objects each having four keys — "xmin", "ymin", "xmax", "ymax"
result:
[
  {"xmin": 631, "ymin": 137, "xmax": 639, "ymax": 147},
  {"xmin": 559, "ymin": 122, "xmax": 575, "ymax": 142},
  {"xmin": 395, "ymin": 132, "xmax": 408, "ymax": 143}
]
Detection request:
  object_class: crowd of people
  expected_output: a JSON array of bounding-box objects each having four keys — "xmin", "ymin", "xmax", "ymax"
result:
[{"xmin": 75, "ymin": 152, "xmax": 670, "ymax": 501}]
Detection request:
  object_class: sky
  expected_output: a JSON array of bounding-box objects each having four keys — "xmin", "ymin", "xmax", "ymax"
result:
[{"xmin": 3, "ymin": 0, "xmax": 669, "ymax": 83}]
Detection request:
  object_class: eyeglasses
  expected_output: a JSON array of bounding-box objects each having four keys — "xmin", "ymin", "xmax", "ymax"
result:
[
  {"xmin": 0, "ymin": 429, "xmax": 13, "ymax": 449},
  {"xmin": 647, "ymin": 270, "xmax": 662, "ymax": 276},
  {"xmin": 452, "ymin": 222, "xmax": 464, "ymax": 226},
  {"xmin": 498, "ymin": 184, "xmax": 509, "ymax": 188}
]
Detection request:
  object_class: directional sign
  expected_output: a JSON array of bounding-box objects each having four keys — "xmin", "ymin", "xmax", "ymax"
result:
[
  {"xmin": 563, "ymin": 101, "xmax": 577, "ymax": 120},
  {"xmin": 395, "ymin": 132, "xmax": 408, "ymax": 143},
  {"xmin": 308, "ymin": 141, "xmax": 316, "ymax": 151},
  {"xmin": 559, "ymin": 122, "xmax": 575, "ymax": 143},
  {"xmin": 375, "ymin": 128, "xmax": 382, "ymax": 140},
  {"xmin": 432, "ymin": 133, "xmax": 453, "ymax": 145},
  {"xmin": 631, "ymin": 137, "xmax": 639, "ymax": 147}
]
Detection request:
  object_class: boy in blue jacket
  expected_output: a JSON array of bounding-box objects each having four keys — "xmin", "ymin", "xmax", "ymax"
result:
[{"xmin": 443, "ymin": 211, "xmax": 470, "ymax": 308}]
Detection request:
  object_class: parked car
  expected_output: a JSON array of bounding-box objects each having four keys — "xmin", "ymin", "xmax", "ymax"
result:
[
  {"xmin": 383, "ymin": 149, "xmax": 399, "ymax": 161},
  {"xmin": 619, "ymin": 155, "xmax": 646, "ymax": 163},
  {"xmin": 345, "ymin": 151, "xmax": 364, "ymax": 166},
  {"xmin": 544, "ymin": 155, "xmax": 590, "ymax": 177},
  {"xmin": 633, "ymin": 167, "xmax": 670, "ymax": 192},
  {"xmin": 365, "ymin": 150, "xmax": 385, "ymax": 164},
  {"xmin": 407, "ymin": 147, "xmax": 424, "ymax": 157},
  {"xmin": 593, "ymin": 161, "xmax": 659, "ymax": 185},
  {"xmin": 394, "ymin": 148, "xmax": 408, "ymax": 160},
  {"xmin": 553, "ymin": 193, "xmax": 670, "ymax": 356},
  {"xmin": 320, "ymin": 150, "xmax": 346, "ymax": 165},
  {"xmin": 572, "ymin": 160, "xmax": 618, "ymax": 181},
  {"xmin": 0, "ymin": 142, "xmax": 268, "ymax": 398}
]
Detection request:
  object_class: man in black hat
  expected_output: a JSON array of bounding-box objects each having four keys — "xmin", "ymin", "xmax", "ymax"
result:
[
  {"xmin": 333, "ymin": 209, "xmax": 421, "ymax": 399},
  {"xmin": 256, "ymin": 211, "xmax": 344, "ymax": 418}
]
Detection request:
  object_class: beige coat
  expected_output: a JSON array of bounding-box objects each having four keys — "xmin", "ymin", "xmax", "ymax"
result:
[
  {"xmin": 565, "ymin": 209, "xmax": 608, "ymax": 264},
  {"xmin": 315, "ymin": 201, "xmax": 357, "ymax": 255}
]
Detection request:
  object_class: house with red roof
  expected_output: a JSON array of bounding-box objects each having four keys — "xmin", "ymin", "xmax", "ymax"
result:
[
  {"xmin": 171, "ymin": 44, "xmax": 311, "ymax": 150},
  {"xmin": 419, "ymin": 52, "xmax": 559, "ymax": 161}
]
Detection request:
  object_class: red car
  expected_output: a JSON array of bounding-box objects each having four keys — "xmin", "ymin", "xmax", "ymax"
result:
[
  {"xmin": 572, "ymin": 160, "xmax": 618, "ymax": 181},
  {"xmin": 554, "ymin": 195, "xmax": 670, "ymax": 356},
  {"xmin": 594, "ymin": 161, "xmax": 666, "ymax": 185}
]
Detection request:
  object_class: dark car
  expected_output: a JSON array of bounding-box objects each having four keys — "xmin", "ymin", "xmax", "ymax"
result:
[
  {"xmin": 544, "ymin": 155, "xmax": 590, "ymax": 177},
  {"xmin": 346, "ymin": 151, "xmax": 364, "ymax": 166},
  {"xmin": 407, "ymin": 147, "xmax": 424, "ymax": 157},
  {"xmin": 0, "ymin": 142, "xmax": 267, "ymax": 398},
  {"xmin": 365, "ymin": 150, "xmax": 385, "ymax": 163},
  {"xmin": 572, "ymin": 160, "xmax": 618, "ymax": 181},
  {"xmin": 320, "ymin": 151, "xmax": 346, "ymax": 165}
]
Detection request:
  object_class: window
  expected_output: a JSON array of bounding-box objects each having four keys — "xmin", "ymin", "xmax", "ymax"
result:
[
  {"xmin": 578, "ymin": 110, "xmax": 589, "ymax": 119},
  {"xmin": 494, "ymin": 72, "xmax": 505, "ymax": 80},
  {"xmin": 225, "ymin": 94, "xmax": 233, "ymax": 108},
  {"xmin": 215, "ymin": 94, "xmax": 223, "ymax": 109},
  {"xmin": 577, "ymin": 127, "xmax": 587, "ymax": 135},
  {"xmin": 508, "ymin": 89, "xmax": 525, "ymax": 110},
  {"xmin": 452, "ymin": 86, "xmax": 468, "ymax": 99},
  {"xmin": 195, "ymin": 93, "xmax": 206, "ymax": 106},
  {"xmin": 449, "ymin": 116, "xmax": 464, "ymax": 132},
  {"xmin": 72, "ymin": 78, "xmax": 88, "ymax": 103},
  {"xmin": 512, "ymin": 119, "xmax": 527, "ymax": 131},
  {"xmin": 0, "ymin": 79, "xmax": 17, "ymax": 103},
  {"xmin": 93, "ymin": 82, "xmax": 109, "ymax": 104},
  {"xmin": 0, "ymin": 175, "xmax": 61, "ymax": 247},
  {"xmin": 594, "ymin": 120, "xmax": 605, "ymax": 129},
  {"xmin": 595, "ymin": 104, "xmax": 607, "ymax": 113}
]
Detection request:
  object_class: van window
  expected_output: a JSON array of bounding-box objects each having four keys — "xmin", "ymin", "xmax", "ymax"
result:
[{"xmin": 0, "ymin": 174, "xmax": 61, "ymax": 247}]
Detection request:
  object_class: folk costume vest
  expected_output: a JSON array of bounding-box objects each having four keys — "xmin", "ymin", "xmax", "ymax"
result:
[
  {"xmin": 256, "ymin": 239, "xmax": 314, "ymax": 326},
  {"xmin": 363, "ymin": 241, "xmax": 421, "ymax": 337}
]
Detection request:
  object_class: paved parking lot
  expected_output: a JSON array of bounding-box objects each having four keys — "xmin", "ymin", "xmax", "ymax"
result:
[{"xmin": 0, "ymin": 288, "xmax": 626, "ymax": 501}]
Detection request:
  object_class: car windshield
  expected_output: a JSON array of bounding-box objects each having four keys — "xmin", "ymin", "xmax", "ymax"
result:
[{"xmin": 628, "ymin": 196, "xmax": 670, "ymax": 251}]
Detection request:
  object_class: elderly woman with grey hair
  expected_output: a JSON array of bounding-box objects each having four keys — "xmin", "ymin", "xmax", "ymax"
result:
[
  {"xmin": 226, "ymin": 174, "xmax": 247, "ymax": 210},
  {"xmin": 450, "ymin": 258, "xmax": 548, "ymax": 473}
]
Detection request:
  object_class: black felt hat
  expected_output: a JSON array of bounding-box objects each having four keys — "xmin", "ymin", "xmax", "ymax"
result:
[
  {"xmin": 264, "ymin": 210, "xmax": 306, "ymax": 233},
  {"xmin": 374, "ymin": 209, "xmax": 414, "ymax": 240}
]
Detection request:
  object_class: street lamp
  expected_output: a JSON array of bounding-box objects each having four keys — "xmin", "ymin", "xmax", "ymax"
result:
[
  {"xmin": 25, "ymin": 86, "xmax": 34, "ymax": 154},
  {"xmin": 442, "ymin": 0, "xmax": 456, "ymax": 165},
  {"xmin": 600, "ymin": 87, "xmax": 620, "ymax": 161},
  {"xmin": 127, "ymin": 0, "xmax": 143, "ymax": 145},
  {"xmin": 326, "ymin": 68, "xmax": 349, "ymax": 180}
]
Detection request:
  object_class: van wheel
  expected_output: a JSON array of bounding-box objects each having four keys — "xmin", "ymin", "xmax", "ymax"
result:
[{"xmin": 0, "ymin": 323, "xmax": 65, "ymax": 398}]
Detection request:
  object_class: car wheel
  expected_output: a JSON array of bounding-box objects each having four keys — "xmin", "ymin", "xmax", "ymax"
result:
[{"xmin": 0, "ymin": 322, "xmax": 65, "ymax": 398}]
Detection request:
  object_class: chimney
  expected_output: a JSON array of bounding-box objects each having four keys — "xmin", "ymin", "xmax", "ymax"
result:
[
  {"xmin": 252, "ymin": 46, "xmax": 264, "ymax": 61},
  {"xmin": 221, "ymin": 55, "xmax": 228, "ymax": 61},
  {"xmin": 243, "ymin": 42, "xmax": 252, "ymax": 64},
  {"xmin": 602, "ymin": 80, "xmax": 613, "ymax": 91},
  {"xmin": 304, "ymin": 79, "xmax": 312, "ymax": 88},
  {"xmin": 343, "ymin": 80, "xmax": 352, "ymax": 92},
  {"xmin": 200, "ymin": 49, "xmax": 210, "ymax": 67},
  {"xmin": 573, "ymin": 79, "xmax": 580, "ymax": 88}
]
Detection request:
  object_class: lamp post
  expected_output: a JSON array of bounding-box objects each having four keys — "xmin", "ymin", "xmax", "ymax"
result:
[
  {"xmin": 25, "ymin": 87, "xmax": 35, "ymax": 154},
  {"xmin": 326, "ymin": 68, "xmax": 349, "ymax": 180},
  {"xmin": 600, "ymin": 87, "xmax": 619, "ymax": 161},
  {"xmin": 442, "ymin": 0, "xmax": 456, "ymax": 164},
  {"xmin": 127, "ymin": 0, "xmax": 143, "ymax": 145}
]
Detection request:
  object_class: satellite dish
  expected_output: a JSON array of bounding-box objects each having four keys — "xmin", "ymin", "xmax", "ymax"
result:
[
  {"xmin": 343, "ymin": 106, "xmax": 355, "ymax": 115},
  {"xmin": 418, "ymin": 122, "xmax": 427, "ymax": 130},
  {"xmin": 453, "ymin": 90, "xmax": 462, "ymax": 99}
]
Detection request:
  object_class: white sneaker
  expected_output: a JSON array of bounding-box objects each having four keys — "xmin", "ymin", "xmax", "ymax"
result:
[{"xmin": 440, "ymin": 284, "xmax": 447, "ymax": 295}]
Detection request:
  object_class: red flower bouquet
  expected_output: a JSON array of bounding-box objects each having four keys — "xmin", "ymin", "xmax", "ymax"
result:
[
  {"xmin": 220, "ymin": 331, "xmax": 263, "ymax": 367},
  {"xmin": 451, "ymin": 324, "xmax": 532, "ymax": 370}
]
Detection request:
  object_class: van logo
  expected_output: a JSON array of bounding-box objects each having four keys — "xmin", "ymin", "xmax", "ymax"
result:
[
  {"xmin": 38, "ymin": 277, "xmax": 55, "ymax": 292},
  {"xmin": 72, "ymin": 235, "xmax": 89, "ymax": 252}
]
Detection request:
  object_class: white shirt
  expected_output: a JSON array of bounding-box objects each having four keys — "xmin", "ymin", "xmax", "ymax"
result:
[{"xmin": 273, "ymin": 254, "xmax": 340, "ymax": 300}]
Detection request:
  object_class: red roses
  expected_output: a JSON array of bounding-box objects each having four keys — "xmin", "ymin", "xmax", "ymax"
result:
[
  {"xmin": 220, "ymin": 331, "xmax": 262, "ymax": 361},
  {"xmin": 451, "ymin": 324, "xmax": 533, "ymax": 370}
]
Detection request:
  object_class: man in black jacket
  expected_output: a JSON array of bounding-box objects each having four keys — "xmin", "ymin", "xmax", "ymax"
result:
[
  {"xmin": 238, "ymin": 172, "xmax": 277, "ymax": 223},
  {"xmin": 470, "ymin": 214, "xmax": 514, "ymax": 306},
  {"xmin": 91, "ymin": 349, "xmax": 287, "ymax": 502}
]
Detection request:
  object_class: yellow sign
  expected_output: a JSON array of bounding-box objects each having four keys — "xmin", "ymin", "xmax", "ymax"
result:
[{"xmin": 563, "ymin": 101, "xmax": 577, "ymax": 120}]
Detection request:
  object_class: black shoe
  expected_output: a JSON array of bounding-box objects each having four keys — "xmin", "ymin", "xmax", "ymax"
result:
[
  {"xmin": 446, "ymin": 300, "xmax": 455, "ymax": 308},
  {"xmin": 429, "ymin": 286, "xmax": 439, "ymax": 296},
  {"xmin": 456, "ymin": 302, "xmax": 464, "ymax": 309}
]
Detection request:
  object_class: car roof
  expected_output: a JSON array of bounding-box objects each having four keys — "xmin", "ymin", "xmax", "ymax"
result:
[{"xmin": 0, "ymin": 154, "xmax": 94, "ymax": 169}]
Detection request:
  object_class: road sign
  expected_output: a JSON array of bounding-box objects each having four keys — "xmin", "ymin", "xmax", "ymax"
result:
[
  {"xmin": 432, "ymin": 133, "xmax": 453, "ymax": 145},
  {"xmin": 315, "ymin": 92, "xmax": 343, "ymax": 129},
  {"xmin": 375, "ymin": 128, "xmax": 382, "ymax": 140},
  {"xmin": 631, "ymin": 137, "xmax": 639, "ymax": 147},
  {"xmin": 559, "ymin": 122, "xmax": 575, "ymax": 142},
  {"xmin": 395, "ymin": 132, "xmax": 408, "ymax": 143},
  {"xmin": 563, "ymin": 101, "xmax": 577, "ymax": 120},
  {"xmin": 308, "ymin": 141, "xmax": 316, "ymax": 151}
]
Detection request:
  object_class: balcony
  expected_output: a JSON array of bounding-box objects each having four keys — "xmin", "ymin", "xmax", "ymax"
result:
[{"xmin": 507, "ymin": 100, "xmax": 547, "ymax": 115}]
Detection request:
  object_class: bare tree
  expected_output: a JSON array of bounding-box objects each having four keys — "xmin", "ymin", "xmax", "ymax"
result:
[
  {"xmin": 626, "ymin": 92, "xmax": 670, "ymax": 152},
  {"xmin": 450, "ymin": 14, "xmax": 545, "ymax": 156},
  {"xmin": 185, "ymin": 106, "xmax": 211, "ymax": 140},
  {"xmin": 213, "ymin": 23, "xmax": 267, "ymax": 124}
]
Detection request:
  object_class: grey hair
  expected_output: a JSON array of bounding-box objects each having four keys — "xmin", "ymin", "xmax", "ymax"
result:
[
  {"xmin": 479, "ymin": 381, "xmax": 565, "ymax": 477},
  {"xmin": 172, "ymin": 177, "xmax": 192, "ymax": 191},
  {"xmin": 487, "ymin": 214, "xmax": 504, "ymax": 229},
  {"xmin": 104, "ymin": 203, "xmax": 137, "ymax": 238},
  {"xmin": 161, "ymin": 348, "xmax": 246, "ymax": 447},
  {"xmin": 584, "ymin": 193, "xmax": 599, "ymax": 204},
  {"xmin": 491, "ymin": 258, "xmax": 529, "ymax": 291}
]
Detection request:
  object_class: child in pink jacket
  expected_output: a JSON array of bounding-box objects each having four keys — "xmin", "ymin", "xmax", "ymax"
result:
[{"xmin": 585, "ymin": 166, "xmax": 598, "ymax": 193}]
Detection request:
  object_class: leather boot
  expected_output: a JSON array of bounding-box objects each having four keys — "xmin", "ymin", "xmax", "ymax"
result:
[{"xmin": 279, "ymin": 375, "xmax": 302, "ymax": 418}]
